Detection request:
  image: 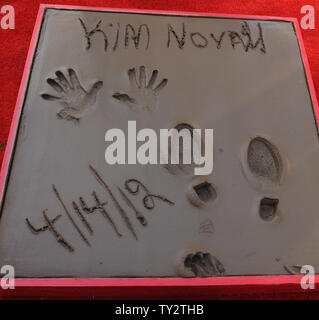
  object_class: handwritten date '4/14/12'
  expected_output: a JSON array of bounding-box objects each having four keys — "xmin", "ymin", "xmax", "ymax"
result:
[{"xmin": 25, "ymin": 166, "xmax": 175, "ymax": 252}]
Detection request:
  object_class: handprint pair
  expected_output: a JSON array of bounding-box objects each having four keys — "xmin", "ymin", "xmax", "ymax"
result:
[{"xmin": 41, "ymin": 66, "xmax": 168, "ymax": 122}]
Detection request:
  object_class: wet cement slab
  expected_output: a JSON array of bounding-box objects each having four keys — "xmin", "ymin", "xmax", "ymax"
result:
[{"xmin": 0, "ymin": 8, "xmax": 319, "ymax": 277}]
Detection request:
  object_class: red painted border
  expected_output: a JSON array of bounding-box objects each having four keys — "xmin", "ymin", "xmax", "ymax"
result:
[
  {"xmin": 0, "ymin": 4, "xmax": 318, "ymax": 300},
  {"xmin": 1, "ymin": 275, "xmax": 317, "ymax": 300},
  {"xmin": 41, "ymin": 3, "xmax": 297, "ymax": 21},
  {"xmin": 0, "ymin": 6, "xmax": 45, "ymax": 206},
  {"xmin": 294, "ymin": 18, "xmax": 319, "ymax": 124}
]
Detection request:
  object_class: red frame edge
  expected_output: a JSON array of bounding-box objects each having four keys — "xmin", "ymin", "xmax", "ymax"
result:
[
  {"xmin": 1, "ymin": 276, "xmax": 318, "ymax": 300},
  {"xmin": 0, "ymin": 4, "xmax": 318, "ymax": 300}
]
